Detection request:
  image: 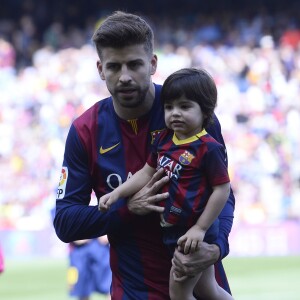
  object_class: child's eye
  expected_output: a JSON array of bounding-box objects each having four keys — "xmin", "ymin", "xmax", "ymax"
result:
[
  {"xmin": 181, "ymin": 105, "xmax": 191, "ymax": 109},
  {"xmin": 164, "ymin": 104, "xmax": 172, "ymax": 110}
]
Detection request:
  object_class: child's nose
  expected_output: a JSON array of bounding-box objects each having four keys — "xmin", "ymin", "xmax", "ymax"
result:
[{"xmin": 171, "ymin": 107, "xmax": 180, "ymax": 115}]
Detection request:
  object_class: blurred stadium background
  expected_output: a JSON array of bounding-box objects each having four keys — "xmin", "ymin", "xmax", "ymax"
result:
[{"xmin": 0, "ymin": 0, "xmax": 300, "ymax": 299}]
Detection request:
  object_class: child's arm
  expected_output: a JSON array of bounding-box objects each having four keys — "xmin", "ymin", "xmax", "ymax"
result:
[
  {"xmin": 177, "ymin": 182, "xmax": 230, "ymax": 254},
  {"xmin": 99, "ymin": 163, "xmax": 156, "ymax": 211}
]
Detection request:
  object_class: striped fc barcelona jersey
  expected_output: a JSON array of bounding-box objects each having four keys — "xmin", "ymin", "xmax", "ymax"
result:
[{"xmin": 147, "ymin": 128, "xmax": 230, "ymax": 228}]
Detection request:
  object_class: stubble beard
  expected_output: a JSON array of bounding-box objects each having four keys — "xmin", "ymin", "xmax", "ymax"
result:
[{"xmin": 116, "ymin": 87, "xmax": 148, "ymax": 109}]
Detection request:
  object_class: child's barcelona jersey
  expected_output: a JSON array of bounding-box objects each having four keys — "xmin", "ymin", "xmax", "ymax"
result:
[
  {"xmin": 54, "ymin": 84, "xmax": 234, "ymax": 299},
  {"xmin": 147, "ymin": 128, "xmax": 230, "ymax": 227}
]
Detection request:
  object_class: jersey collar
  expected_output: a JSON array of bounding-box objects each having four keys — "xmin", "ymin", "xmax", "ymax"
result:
[{"xmin": 172, "ymin": 129, "xmax": 207, "ymax": 145}]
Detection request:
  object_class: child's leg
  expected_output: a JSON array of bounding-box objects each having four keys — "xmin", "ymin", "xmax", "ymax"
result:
[
  {"xmin": 169, "ymin": 265, "xmax": 201, "ymax": 300},
  {"xmin": 193, "ymin": 265, "xmax": 234, "ymax": 300}
]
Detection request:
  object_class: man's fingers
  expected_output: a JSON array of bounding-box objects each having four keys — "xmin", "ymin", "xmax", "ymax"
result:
[
  {"xmin": 146, "ymin": 204, "xmax": 164, "ymax": 213},
  {"xmin": 152, "ymin": 167, "xmax": 165, "ymax": 180},
  {"xmin": 144, "ymin": 194, "xmax": 168, "ymax": 213},
  {"xmin": 149, "ymin": 192, "xmax": 169, "ymax": 204},
  {"xmin": 150, "ymin": 176, "xmax": 169, "ymax": 193},
  {"xmin": 172, "ymin": 256, "xmax": 187, "ymax": 277},
  {"xmin": 127, "ymin": 169, "xmax": 169, "ymax": 215},
  {"xmin": 146, "ymin": 168, "xmax": 168, "ymax": 188}
]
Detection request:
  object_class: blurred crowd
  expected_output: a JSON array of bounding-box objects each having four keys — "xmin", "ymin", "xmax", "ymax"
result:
[{"xmin": 0, "ymin": 7, "xmax": 300, "ymax": 231}]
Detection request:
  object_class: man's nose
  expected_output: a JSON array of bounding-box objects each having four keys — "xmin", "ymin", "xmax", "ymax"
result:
[{"xmin": 119, "ymin": 66, "xmax": 132, "ymax": 83}]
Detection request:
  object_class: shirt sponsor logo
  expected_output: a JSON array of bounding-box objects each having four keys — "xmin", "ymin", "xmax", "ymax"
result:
[
  {"xmin": 170, "ymin": 205, "xmax": 182, "ymax": 215},
  {"xmin": 158, "ymin": 155, "xmax": 182, "ymax": 180},
  {"xmin": 100, "ymin": 142, "xmax": 120, "ymax": 154},
  {"xmin": 106, "ymin": 172, "xmax": 134, "ymax": 190},
  {"xmin": 57, "ymin": 167, "xmax": 68, "ymax": 199}
]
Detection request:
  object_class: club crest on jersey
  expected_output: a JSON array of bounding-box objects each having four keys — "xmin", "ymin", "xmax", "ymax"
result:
[
  {"xmin": 179, "ymin": 150, "xmax": 195, "ymax": 165},
  {"xmin": 57, "ymin": 167, "xmax": 68, "ymax": 199},
  {"xmin": 150, "ymin": 129, "xmax": 164, "ymax": 144}
]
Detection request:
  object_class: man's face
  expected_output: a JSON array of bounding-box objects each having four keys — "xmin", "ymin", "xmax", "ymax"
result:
[{"xmin": 97, "ymin": 44, "xmax": 157, "ymax": 109}]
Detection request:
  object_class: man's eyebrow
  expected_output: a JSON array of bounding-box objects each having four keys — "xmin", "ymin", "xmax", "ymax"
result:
[
  {"xmin": 106, "ymin": 61, "xmax": 119, "ymax": 65},
  {"xmin": 106, "ymin": 59, "xmax": 143, "ymax": 65},
  {"xmin": 128, "ymin": 58, "xmax": 144, "ymax": 63}
]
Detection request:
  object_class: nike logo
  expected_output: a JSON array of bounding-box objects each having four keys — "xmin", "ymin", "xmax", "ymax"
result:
[{"xmin": 100, "ymin": 142, "xmax": 120, "ymax": 154}]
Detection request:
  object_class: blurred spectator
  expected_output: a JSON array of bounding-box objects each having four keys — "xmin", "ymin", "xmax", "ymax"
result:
[
  {"xmin": 68, "ymin": 238, "xmax": 111, "ymax": 300},
  {"xmin": 0, "ymin": 243, "xmax": 4, "ymax": 274}
]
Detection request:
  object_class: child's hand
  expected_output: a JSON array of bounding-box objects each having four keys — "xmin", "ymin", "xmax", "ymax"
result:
[
  {"xmin": 99, "ymin": 192, "xmax": 116, "ymax": 211},
  {"xmin": 177, "ymin": 225, "xmax": 206, "ymax": 254}
]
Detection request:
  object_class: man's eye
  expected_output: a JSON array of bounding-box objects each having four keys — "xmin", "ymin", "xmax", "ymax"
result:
[
  {"xmin": 129, "ymin": 61, "xmax": 142, "ymax": 69},
  {"xmin": 107, "ymin": 64, "xmax": 119, "ymax": 70}
]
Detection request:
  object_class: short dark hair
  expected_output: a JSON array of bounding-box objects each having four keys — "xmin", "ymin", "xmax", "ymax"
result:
[
  {"xmin": 161, "ymin": 68, "xmax": 217, "ymax": 128},
  {"xmin": 92, "ymin": 11, "xmax": 154, "ymax": 59}
]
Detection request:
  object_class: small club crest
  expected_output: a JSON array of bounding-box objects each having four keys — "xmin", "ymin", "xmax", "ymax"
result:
[
  {"xmin": 150, "ymin": 129, "xmax": 164, "ymax": 144},
  {"xmin": 179, "ymin": 150, "xmax": 195, "ymax": 165}
]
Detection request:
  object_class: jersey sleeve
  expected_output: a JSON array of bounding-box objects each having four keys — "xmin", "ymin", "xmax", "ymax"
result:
[
  {"xmin": 206, "ymin": 114, "xmax": 235, "ymax": 260},
  {"xmin": 205, "ymin": 143, "xmax": 230, "ymax": 187},
  {"xmin": 53, "ymin": 124, "xmax": 133, "ymax": 243}
]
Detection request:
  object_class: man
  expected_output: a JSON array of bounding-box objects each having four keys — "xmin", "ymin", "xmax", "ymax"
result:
[{"xmin": 53, "ymin": 11, "xmax": 235, "ymax": 299}]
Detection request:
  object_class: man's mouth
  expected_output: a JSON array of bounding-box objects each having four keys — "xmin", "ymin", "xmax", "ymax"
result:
[
  {"xmin": 117, "ymin": 88, "xmax": 136, "ymax": 97},
  {"xmin": 117, "ymin": 88, "xmax": 136, "ymax": 95}
]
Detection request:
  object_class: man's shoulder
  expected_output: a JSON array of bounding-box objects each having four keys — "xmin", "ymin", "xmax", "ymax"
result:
[
  {"xmin": 202, "ymin": 133, "xmax": 224, "ymax": 149},
  {"xmin": 151, "ymin": 128, "xmax": 169, "ymax": 145},
  {"xmin": 73, "ymin": 97, "xmax": 111, "ymax": 128},
  {"xmin": 205, "ymin": 113, "xmax": 225, "ymax": 147}
]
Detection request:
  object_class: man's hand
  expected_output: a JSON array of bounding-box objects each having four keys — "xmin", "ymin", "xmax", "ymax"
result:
[
  {"xmin": 172, "ymin": 242, "xmax": 220, "ymax": 282},
  {"xmin": 127, "ymin": 168, "xmax": 169, "ymax": 215}
]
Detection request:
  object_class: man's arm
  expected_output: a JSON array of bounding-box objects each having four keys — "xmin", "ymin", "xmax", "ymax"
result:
[
  {"xmin": 53, "ymin": 125, "xmax": 129, "ymax": 242},
  {"xmin": 54, "ymin": 125, "xmax": 168, "ymax": 242}
]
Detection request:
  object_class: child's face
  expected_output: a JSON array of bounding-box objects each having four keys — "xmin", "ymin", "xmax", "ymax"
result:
[{"xmin": 164, "ymin": 95, "xmax": 205, "ymax": 140}]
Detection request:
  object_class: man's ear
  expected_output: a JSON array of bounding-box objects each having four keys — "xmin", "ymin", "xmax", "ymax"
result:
[
  {"xmin": 150, "ymin": 54, "xmax": 158, "ymax": 75},
  {"xmin": 97, "ymin": 61, "xmax": 105, "ymax": 80}
]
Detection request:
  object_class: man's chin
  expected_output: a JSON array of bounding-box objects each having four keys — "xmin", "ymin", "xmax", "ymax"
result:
[{"xmin": 118, "ymin": 98, "xmax": 144, "ymax": 108}]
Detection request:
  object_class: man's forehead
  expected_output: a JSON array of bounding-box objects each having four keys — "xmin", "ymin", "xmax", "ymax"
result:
[{"xmin": 101, "ymin": 44, "xmax": 150, "ymax": 62}]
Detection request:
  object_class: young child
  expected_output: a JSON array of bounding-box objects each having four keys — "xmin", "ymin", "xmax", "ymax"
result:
[{"xmin": 99, "ymin": 68, "xmax": 233, "ymax": 300}]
